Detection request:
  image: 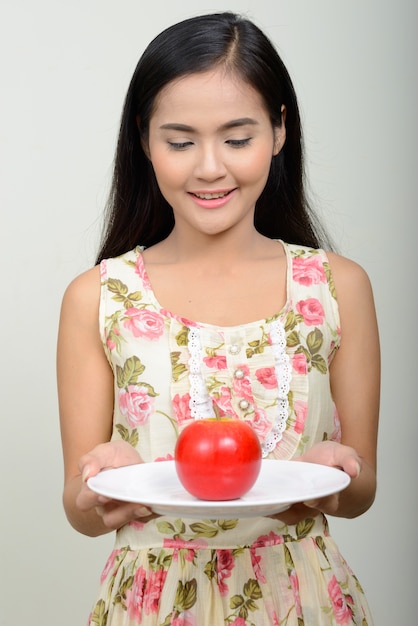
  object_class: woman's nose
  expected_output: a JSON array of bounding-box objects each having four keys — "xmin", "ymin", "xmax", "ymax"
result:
[{"xmin": 194, "ymin": 144, "xmax": 227, "ymax": 181}]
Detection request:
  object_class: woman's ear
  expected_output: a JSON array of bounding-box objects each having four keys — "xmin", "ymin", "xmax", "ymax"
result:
[
  {"xmin": 273, "ymin": 105, "xmax": 287, "ymax": 156},
  {"xmin": 136, "ymin": 115, "xmax": 151, "ymax": 159}
]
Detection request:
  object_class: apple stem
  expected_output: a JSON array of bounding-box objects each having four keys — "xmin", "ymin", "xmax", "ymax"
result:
[{"xmin": 213, "ymin": 402, "xmax": 221, "ymax": 421}]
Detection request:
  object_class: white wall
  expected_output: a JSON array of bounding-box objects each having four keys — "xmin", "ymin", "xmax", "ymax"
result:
[{"xmin": 1, "ymin": 1, "xmax": 416, "ymax": 624}]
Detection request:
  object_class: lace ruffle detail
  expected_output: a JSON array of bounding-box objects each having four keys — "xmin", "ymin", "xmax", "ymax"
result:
[
  {"xmin": 260, "ymin": 319, "xmax": 291, "ymax": 457},
  {"xmin": 187, "ymin": 320, "xmax": 291, "ymax": 456},
  {"xmin": 188, "ymin": 327, "xmax": 216, "ymax": 419}
]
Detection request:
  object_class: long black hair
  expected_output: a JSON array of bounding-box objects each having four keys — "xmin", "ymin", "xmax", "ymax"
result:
[{"xmin": 96, "ymin": 12, "xmax": 331, "ymax": 263}]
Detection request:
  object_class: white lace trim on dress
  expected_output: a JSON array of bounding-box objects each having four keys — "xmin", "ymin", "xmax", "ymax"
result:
[
  {"xmin": 188, "ymin": 327, "xmax": 216, "ymax": 420},
  {"xmin": 187, "ymin": 320, "xmax": 291, "ymax": 457}
]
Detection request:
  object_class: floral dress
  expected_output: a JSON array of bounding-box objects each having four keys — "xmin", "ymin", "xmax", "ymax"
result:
[{"xmin": 88, "ymin": 241, "xmax": 373, "ymax": 625}]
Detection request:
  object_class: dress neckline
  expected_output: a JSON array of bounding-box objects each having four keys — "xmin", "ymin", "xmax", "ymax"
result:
[{"xmin": 135, "ymin": 239, "xmax": 292, "ymax": 330}]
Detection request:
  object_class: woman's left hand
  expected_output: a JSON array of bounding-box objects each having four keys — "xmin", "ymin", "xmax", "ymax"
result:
[
  {"xmin": 296, "ymin": 440, "xmax": 361, "ymax": 515},
  {"xmin": 268, "ymin": 441, "xmax": 363, "ymax": 523}
]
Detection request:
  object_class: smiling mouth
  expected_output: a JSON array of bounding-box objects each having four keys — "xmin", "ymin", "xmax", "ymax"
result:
[{"xmin": 191, "ymin": 190, "xmax": 234, "ymax": 200}]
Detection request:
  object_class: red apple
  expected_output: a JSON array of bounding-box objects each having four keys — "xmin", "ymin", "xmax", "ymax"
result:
[{"xmin": 174, "ymin": 418, "xmax": 262, "ymax": 500}]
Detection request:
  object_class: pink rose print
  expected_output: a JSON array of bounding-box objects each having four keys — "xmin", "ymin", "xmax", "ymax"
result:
[
  {"xmin": 135, "ymin": 256, "xmax": 152, "ymax": 289},
  {"xmin": 159, "ymin": 307, "xmax": 199, "ymax": 328},
  {"xmin": 154, "ymin": 453, "xmax": 175, "ymax": 462},
  {"xmin": 230, "ymin": 619, "xmax": 247, "ymax": 626},
  {"xmin": 100, "ymin": 549, "xmax": 119, "ymax": 584},
  {"xmin": 216, "ymin": 549, "xmax": 235, "ymax": 595},
  {"xmin": 252, "ymin": 531, "xmax": 285, "ymax": 548},
  {"xmin": 163, "ymin": 538, "xmax": 208, "ymax": 551},
  {"xmin": 119, "ymin": 384, "xmax": 154, "ymax": 428},
  {"xmin": 164, "ymin": 537, "xmax": 208, "ymax": 563},
  {"xmin": 232, "ymin": 365, "xmax": 253, "ymax": 402},
  {"xmin": 106, "ymin": 326, "xmax": 120, "ymax": 351},
  {"xmin": 255, "ymin": 366, "xmax": 277, "ymax": 389},
  {"xmin": 214, "ymin": 387, "xmax": 236, "ymax": 417},
  {"xmin": 250, "ymin": 547, "xmax": 266, "ymax": 584},
  {"xmin": 247, "ymin": 407, "xmax": 271, "ymax": 440},
  {"xmin": 293, "ymin": 400, "xmax": 308, "ymax": 434},
  {"xmin": 172, "ymin": 393, "xmax": 193, "ymax": 425},
  {"xmin": 328, "ymin": 576, "xmax": 354, "ymax": 624},
  {"xmin": 126, "ymin": 565, "xmax": 146, "ymax": 622},
  {"xmin": 100, "ymin": 259, "xmax": 107, "ymax": 280},
  {"xmin": 292, "ymin": 352, "xmax": 308, "ymax": 375},
  {"xmin": 129, "ymin": 519, "xmax": 146, "ymax": 530},
  {"xmin": 144, "ymin": 568, "xmax": 167, "ymax": 615},
  {"xmin": 107, "ymin": 338, "xmax": 116, "ymax": 351},
  {"xmin": 296, "ymin": 298, "xmax": 325, "ymax": 326},
  {"xmin": 123, "ymin": 307, "xmax": 165, "ymax": 340},
  {"xmin": 289, "ymin": 570, "xmax": 302, "ymax": 617},
  {"xmin": 292, "ymin": 255, "xmax": 326, "ymax": 286},
  {"xmin": 330, "ymin": 406, "xmax": 342, "ymax": 442},
  {"xmin": 203, "ymin": 355, "xmax": 227, "ymax": 369}
]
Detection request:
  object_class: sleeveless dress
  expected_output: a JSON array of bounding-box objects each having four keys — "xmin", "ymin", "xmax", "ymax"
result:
[{"xmin": 89, "ymin": 241, "xmax": 373, "ymax": 626}]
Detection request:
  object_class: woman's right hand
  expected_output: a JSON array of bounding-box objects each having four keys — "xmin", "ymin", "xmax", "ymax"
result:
[{"xmin": 77, "ymin": 440, "xmax": 157, "ymax": 530}]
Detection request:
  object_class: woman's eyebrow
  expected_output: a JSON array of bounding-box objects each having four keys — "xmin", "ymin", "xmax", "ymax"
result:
[{"xmin": 159, "ymin": 118, "xmax": 259, "ymax": 132}]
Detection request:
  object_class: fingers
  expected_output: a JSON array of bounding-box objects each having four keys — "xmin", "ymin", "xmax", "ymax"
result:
[
  {"xmin": 78, "ymin": 441, "xmax": 142, "ymax": 482},
  {"xmin": 94, "ymin": 500, "xmax": 154, "ymax": 530},
  {"xmin": 300, "ymin": 441, "xmax": 362, "ymax": 478},
  {"xmin": 304, "ymin": 493, "xmax": 339, "ymax": 515},
  {"xmin": 76, "ymin": 479, "xmax": 105, "ymax": 511}
]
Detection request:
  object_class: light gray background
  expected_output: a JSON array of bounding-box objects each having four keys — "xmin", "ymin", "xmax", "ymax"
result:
[{"xmin": 1, "ymin": 1, "xmax": 416, "ymax": 624}]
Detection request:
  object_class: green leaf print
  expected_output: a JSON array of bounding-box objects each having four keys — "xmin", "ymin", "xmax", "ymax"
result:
[
  {"xmin": 246, "ymin": 326, "xmax": 270, "ymax": 358},
  {"xmin": 188, "ymin": 521, "xmax": 221, "ymax": 538},
  {"xmin": 285, "ymin": 310, "xmax": 304, "ymax": 332},
  {"xmin": 306, "ymin": 328, "xmax": 323, "ymax": 355},
  {"xmin": 295, "ymin": 518, "xmax": 316, "ymax": 539},
  {"xmin": 106, "ymin": 278, "xmax": 129, "ymax": 296},
  {"xmin": 126, "ymin": 290, "xmax": 143, "ymax": 302},
  {"xmin": 217, "ymin": 519, "xmax": 239, "ymax": 531},
  {"xmin": 286, "ymin": 330, "xmax": 300, "ymax": 348},
  {"xmin": 230, "ymin": 594, "xmax": 245, "ymax": 610},
  {"xmin": 324, "ymin": 262, "xmax": 337, "ymax": 300},
  {"xmin": 204, "ymin": 557, "xmax": 216, "ymax": 581},
  {"xmin": 115, "ymin": 424, "xmax": 139, "ymax": 447},
  {"xmin": 157, "ymin": 520, "xmax": 178, "ymax": 534},
  {"xmin": 295, "ymin": 345, "xmax": 310, "ymax": 362},
  {"xmin": 171, "ymin": 351, "xmax": 188, "ymax": 382},
  {"xmin": 106, "ymin": 278, "xmax": 144, "ymax": 308},
  {"xmin": 174, "ymin": 579, "xmax": 197, "ymax": 612},
  {"xmin": 175, "ymin": 326, "xmax": 189, "ymax": 347},
  {"xmin": 315, "ymin": 535, "xmax": 327, "ymax": 556},
  {"xmin": 311, "ymin": 353, "xmax": 327, "ymax": 374},
  {"xmin": 284, "ymin": 544, "xmax": 294, "ymax": 572},
  {"xmin": 116, "ymin": 355, "xmax": 145, "ymax": 388},
  {"xmin": 354, "ymin": 573, "xmax": 366, "ymax": 594},
  {"xmin": 116, "ymin": 573, "xmax": 135, "ymax": 610},
  {"xmin": 243, "ymin": 578, "xmax": 263, "ymax": 600},
  {"xmin": 228, "ymin": 579, "xmax": 262, "ymax": 622},
  {"xmin": 90, "ymin": 599, "xmax": 108, "ymax": 626},
  {"xmin": 156, "ymin": 518, "xmax": 186, "ymax": 536}
]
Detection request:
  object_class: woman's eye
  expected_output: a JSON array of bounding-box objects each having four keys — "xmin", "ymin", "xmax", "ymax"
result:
[
  {"xmin": 168, "ymin": 141, "xmax": 193, "ymax": 151},
  {"xmin": 226, "ymin": 138, "xmax": 252, "ymax": 148}
]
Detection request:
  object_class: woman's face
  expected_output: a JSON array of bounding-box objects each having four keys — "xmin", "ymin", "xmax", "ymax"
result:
[{"xmin": 144, "ymin": 68, "xmax": 285, "ymax": 239}]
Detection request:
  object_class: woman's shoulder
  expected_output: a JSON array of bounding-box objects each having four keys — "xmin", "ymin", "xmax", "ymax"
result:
[
  {"xmin": 61, "ymin": 265, "xmax": 101, "ymax": 319},
  {"xmin": 325, "ymin": 251, "xmax": 375, "ymax": 307},
  {"xmin": 326, "ymin": 251, "xmax": 372, "ymax": 286}
]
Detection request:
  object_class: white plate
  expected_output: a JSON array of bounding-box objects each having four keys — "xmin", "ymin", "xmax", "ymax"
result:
[{"xmin": 87, "ymin": 460, "xmax": 350, "ymax": 519}]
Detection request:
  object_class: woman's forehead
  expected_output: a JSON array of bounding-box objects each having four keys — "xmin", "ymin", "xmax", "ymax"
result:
[{"xmin": 151, "ymin": 69, "xmax": 267, "ymax": 125}]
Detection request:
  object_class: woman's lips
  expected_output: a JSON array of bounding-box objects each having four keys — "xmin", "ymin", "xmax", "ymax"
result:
[{"xmin": 189, "ymin": 188, "xmax": 236, "ymax": 208}]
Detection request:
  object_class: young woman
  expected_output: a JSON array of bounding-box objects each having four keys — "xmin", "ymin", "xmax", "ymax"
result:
[{"xmin": 58, "ymin": 12, "xmax": 380, "ymax": 625}]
